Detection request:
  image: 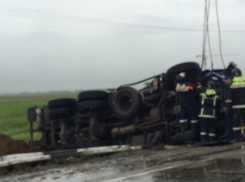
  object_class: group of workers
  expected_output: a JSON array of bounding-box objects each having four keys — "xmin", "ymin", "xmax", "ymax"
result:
[{"xmin": 174, "ymin": 62, "xmax": 245, "ymax": 144}]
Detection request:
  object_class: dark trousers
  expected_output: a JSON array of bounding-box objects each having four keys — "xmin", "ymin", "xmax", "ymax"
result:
[
  {"xmin": 179, "ymin": 104, "xmax": 198, "ymax": 131},
  {"xmin": 218, "ymin": 108, "xmax": 233, "ymax": 141},
  {"xmin": 199, "ymin": 118, "xmax": 217, "ymax": 142},
  {"xmin": 233, "ymin": 109, "xmax": 245, "ymax": 141}
]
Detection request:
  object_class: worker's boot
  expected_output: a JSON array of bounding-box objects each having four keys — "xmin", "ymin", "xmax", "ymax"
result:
[
  {"xmin": 233, "ymin": 130, "xmax": 242, "ymax": 142},
  {"xmin": 180, "ymin": 126, "xmax": 186, "ymax": 133},
  {"xmin": 209, "ymin": 134, "xmax": 216, "ymax": 143},
  {"xmin": 180, "ymin": 122, "xmax": 188, "ymax": 133},
  {"xmin": 191, "ymin": 121, "xmax": 199, "ymax": 132},
  {"xmin": 201, "ymin": 134, "xmax": 208, "ymax": 143}
]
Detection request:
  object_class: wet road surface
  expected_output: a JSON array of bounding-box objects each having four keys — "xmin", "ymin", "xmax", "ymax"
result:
[{"xmin": 1, "ymin": 142, "xmax": 245, "ymax": 182}]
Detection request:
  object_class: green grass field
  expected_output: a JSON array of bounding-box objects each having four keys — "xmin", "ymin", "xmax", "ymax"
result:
[{"xmin": 0, "ymin": 92, "xmax": 77, "ymax": 142}]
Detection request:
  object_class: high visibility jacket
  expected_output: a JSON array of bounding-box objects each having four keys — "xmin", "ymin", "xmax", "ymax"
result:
[
  {"xmin": 227, "ymin": 76, "xmax": 245, "ymax": 109},
  {"xmin": 198, "ymin": 88, "xmax": 220, "ymax": 118},
  {"xmin": 175, "ymin": 82, "xmax": 196, "ymax": 106}
]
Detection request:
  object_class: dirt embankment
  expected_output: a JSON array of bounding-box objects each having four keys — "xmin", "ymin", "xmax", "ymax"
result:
[
  {"xmin": 0, "ymin": 134, "xmax": 32, "ymax": 173},
  {"xmin": 0, "ymin": 134, "xmax": 30, "ymax": 156}
]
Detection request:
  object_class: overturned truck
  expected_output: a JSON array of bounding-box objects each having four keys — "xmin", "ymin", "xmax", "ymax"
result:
[{"xmin": 28, "ymin": 62, "xmax": 203, "ymax": 151}]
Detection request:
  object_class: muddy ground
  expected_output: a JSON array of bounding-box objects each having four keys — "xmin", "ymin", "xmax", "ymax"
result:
[
  {"xmin": 0, "ymin": 134, "xmax": 30, "ymax": 156},
  {"xmin": 1, "ymin": 142, "xmax": 245, "ymax": 182},
  {"xmin": 0, "ymin": 134, "xmax": 32, "ymax": 173}
]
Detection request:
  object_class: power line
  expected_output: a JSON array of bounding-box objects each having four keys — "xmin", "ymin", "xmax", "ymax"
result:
[
  {"xmin": 201, "ymin": 0, "xmax": 214, "ymax": 71},
  {"xmin": 201, "ymin": 0, "xmax": 208, "ymax": 70},
  {"xmin": 215, "ymin": 0, "xmax": 226, "ymax": 69},
  {"xmin": 0, "ymin": 3, "xmax": 245, "ymax": 33},
  {"xmin": 207, "ymin": 0, "xmax": 214, "ymax": 71},
  {"xmin": 0, "ymin": 8, "xmax": 203, "ymax": 32}
]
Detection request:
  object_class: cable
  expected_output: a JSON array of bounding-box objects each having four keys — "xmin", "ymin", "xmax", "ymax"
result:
[
  {"xmin": 206, "ymin": 0, "xmax": 214, "ymax": 71},
  {"xmin": 0, "ymin": 4, "xmax": 205, "ymax": 31},
  {"xmin": 0, "ymin": 3, "xmax": 245, "ymax": 33},
  {"xmin": 202, "ymin": 0, "xmax": 213, "ymax": 71},
  {"xmin": 207, "ymin": 30, "xmax": 214, "ymax": 71},
  {"xmin": 0, "ymin": 8, "xmax": 204, "ymax": 32},
  {"xmin": 201, "ymin": 0, "xmax": 207, "ymax": 70},
  {"xmin": 215, "ymin": 0, "xmax": 226, "ymax": 69}
]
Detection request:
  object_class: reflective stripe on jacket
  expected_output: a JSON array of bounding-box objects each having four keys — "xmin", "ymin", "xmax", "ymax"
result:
[
  {"xmin": 198, "ymin": 88, "xmax": 220, "ymax": 118},
  {"xmin": 175, "ymin": 82, "xmax": 196, "ymax": 106},
  {"xmin": 229, "ymin": 76, "xmax": 245, "ymax": 109}
]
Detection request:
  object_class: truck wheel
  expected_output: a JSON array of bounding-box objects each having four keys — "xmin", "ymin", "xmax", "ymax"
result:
[
  {"xmin": 166, "ymin": 62, "xmax": 201, "ymax": 90},
  {"xmin": 166, "ymin": 62, "xmax": 201, "ymax": 77},
  {"xmin": 48, "ymin": 98, "xmax": 77, "ymax": 109},
  {"xmin": 159, "ymin": 95, "xmax": 178, "ymax": 121},
  {"xmin": 78, "ymin": 100, "xmax": 108, "ymax": 112},
  {"xmin": 78, "ymin": 90, "xmax": 108, "ymax": 102},
  {"xmin": 112, "ymin": 87, "xmax": 141, "ymax": 120},
  {"xmin": 49, "ymin": 107, "xmax": 77, "ymax": 120}
]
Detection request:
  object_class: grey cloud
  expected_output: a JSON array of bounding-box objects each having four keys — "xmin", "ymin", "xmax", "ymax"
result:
[{"xmin": 0, "ymin": 0, "xmax": 244, "ymax": 94}]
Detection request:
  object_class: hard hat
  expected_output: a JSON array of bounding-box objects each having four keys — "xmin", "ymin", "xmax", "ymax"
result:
[
  {"xmin": 179, "ymin": 72, "xmax": 186, "ymax": 78},
  {"xmin": 211, "ymin": 75, "xmax": 219, "ymax": 82},
  {"xmin": 226, "ymin": 62, "xmax": 237, "ymax": 76},
  {"xmin": 229, "ymin": 61, "xmax": 237, "ymax": 67}
]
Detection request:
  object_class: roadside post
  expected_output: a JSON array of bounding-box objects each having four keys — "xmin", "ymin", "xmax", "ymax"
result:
[{"xmin": 27, "ymin": 106, "xmax": 37, "ymax": 151}]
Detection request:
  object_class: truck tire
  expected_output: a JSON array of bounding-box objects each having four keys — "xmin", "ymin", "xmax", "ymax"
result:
[
  {"xmin": 49, "ymin": 107, "xmax": 77, "ymax": 120},
  {"xmin": 48, "ymin": 98, "xmax": 77, "ymax": 109},
  {"xmin": 112, "ymin": 87, "xmax": 141, "ymax": 120},
  {"xmin": 78, "ymin": 90, "xmax": 108, "ymax": 102},
  {"xmin": 78, "ymin": 100, "xmax": 108, "ymax": 112},
  {"xmin": 166, "ymin": 62, "xmax": 201, "ymax": 77},
  {"xmin": 159, "ymin": 95, "xmax": 178, "ymax": 121}
]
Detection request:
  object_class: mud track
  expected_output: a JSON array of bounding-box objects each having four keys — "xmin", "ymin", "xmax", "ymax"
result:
[{"xmin": 1, "ymin": 142, "xmax": 245, "ymax": 182}]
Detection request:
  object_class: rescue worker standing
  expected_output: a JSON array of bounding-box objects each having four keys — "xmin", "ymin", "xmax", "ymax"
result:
[
  {"xmin": 227, "ymin": 68, "xmax": 245, "ymax": 141},
  {"xmin": 175, "ymin": 72, "xmax": 198, "ymax": 132},
  {"xmin": 218, "ymin": 76, "xmax": 233, "ymax": 141},
  {"xmin": 226, "ymin": 61, "xmax": 237, "ymax": 77},
  {"xmin": 198, "ymin": 81, "xmax": 220, "ymax": 143}
]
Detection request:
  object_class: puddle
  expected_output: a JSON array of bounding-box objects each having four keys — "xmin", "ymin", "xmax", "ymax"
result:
[
  {"xmin": 110, "ymin": 151, "xmax": 245, "ymax": 182},
  {"xmin": 148, "ymin": 158, "xmax": 245, "ymax": 182},
  {"xmin": 2, "ymin": 158, "xmax": 245, "ymax": 182},
  {"xmin": 2, "ymin": 143, "xmax": 245, "ymax": 182}
]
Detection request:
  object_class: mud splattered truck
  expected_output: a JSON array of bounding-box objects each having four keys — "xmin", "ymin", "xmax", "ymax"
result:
[{"xmin": 28, "ymin": 62, "xmax": 220, "ymax": 151}]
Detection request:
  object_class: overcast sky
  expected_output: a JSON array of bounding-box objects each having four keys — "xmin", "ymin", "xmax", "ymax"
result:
[{"xmin": 0, "ymin": 0, "xmax": 244, "ymax": 94}]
